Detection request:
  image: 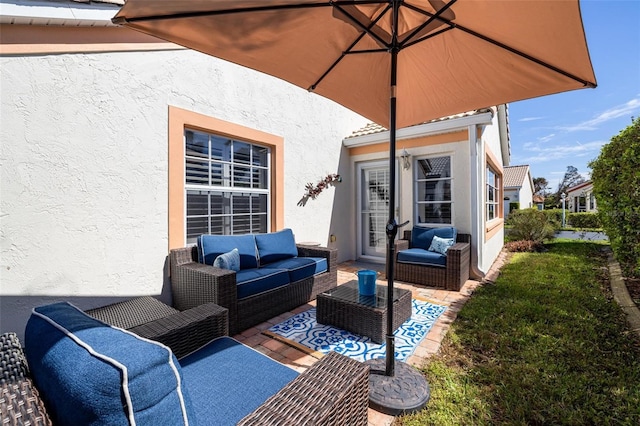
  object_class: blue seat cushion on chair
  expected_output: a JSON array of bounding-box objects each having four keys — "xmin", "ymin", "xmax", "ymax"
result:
[
  {"xmin": 255, "ymin": 228, "xmax": 298, "ymax": 265},
  {"xmin": 198, "ymin": 234, "xmax": 259, "ymax": 269},
  {"xmin": 411, "ymin": 226, "xmax": 457, "ymax": 250},
  {"xmin": 24, "ymin": 302, "xmax": 192, "ymax": 426},
  {"xmin": 266, "ymin": 257, "xmax": 328, "ymax": 283},
  {"xmin": 235, "ymin": 268, "xmax": 290, "ymax": 299},
  {"xmin": 180, "ymin": 336, "xmax": 298, "ymax": 426},
  {"xmin": 397, "ymin": 248, "xmax": 447, "ymax": 267}
]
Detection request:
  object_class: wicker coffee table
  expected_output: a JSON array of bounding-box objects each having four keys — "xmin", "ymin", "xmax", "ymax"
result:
[{"xmin": 316, "ymin": 280, "xmax": 412, "ymax": 343}]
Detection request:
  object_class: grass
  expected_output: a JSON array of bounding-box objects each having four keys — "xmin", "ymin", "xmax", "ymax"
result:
[{"xmin": 396, "ymin": 240, "xmax": 640, "ymax": 425}]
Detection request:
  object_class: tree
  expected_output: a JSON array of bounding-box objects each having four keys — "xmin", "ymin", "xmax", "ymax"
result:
[
  {"xmin": 556, "ymin": 165, "xmax": 586, "ymax": 195},
  {"xmin": 533, "ymin": 177, "xmax": 550, "ymax": 197},
  {"xmin": 589, "ymin": 117, "xmax": 640, "ymax": 277}
]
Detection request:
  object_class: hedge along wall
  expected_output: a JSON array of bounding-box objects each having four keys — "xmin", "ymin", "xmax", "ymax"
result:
[
  {"xmin": 567, "ymin": 213, "xmax": 602, "ymax": 229},
  {"xmin": 589, "ymin": 117, "xmax": 640, "ymax": 277}
]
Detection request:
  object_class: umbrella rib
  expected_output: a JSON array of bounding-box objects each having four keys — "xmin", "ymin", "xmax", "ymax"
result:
[
  {"xmin": 455, "ymin": 24, "xmax": 597, "ymax": 87},
  {"xmin": 398, "ymin": 0, "xmax": 457, "ymax": 47},
  {"xmin": 114, "ymin": 0, "xmax": 390, "ymax": 24},
  {"xmin": 310, "ymin": 2, "xmax": 391, "ymax": 91},
  {"xmin": 332, "ymin": 3, "xmax": 391, "ymax": 49},
  {"xmin": 402, "ymin": 26, "xmax": 453, "ymax": 49},
  {"xmin": 113, "ymin": 2, "xmax": 334, "ymax": 24}
]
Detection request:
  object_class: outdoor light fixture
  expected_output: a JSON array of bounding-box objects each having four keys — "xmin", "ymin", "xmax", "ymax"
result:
[
  {"xmin": 561, "ymin": 192, "xmax": 567, "ymax": 228},
  {"xmin": 400, "ymin": 148, "xmax": 411, "ymax": 170}
]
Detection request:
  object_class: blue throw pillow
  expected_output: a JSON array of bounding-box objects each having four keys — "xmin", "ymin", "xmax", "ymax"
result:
[
  {"xmin": 428, "ymin": 235, "xmax": 455, "ymax": 255},
  {"xmin": 197, "ymin": 234, "xmax": 259, "ymax": 269},
  {"xmin": 213, "ymin": 248, "xmax": 241, "ymax": 272},
  {"xmin": 255, "ymin": 228, "xmax": 298, "ymax": 265},
  {"xmin": 411, "ymin": 226, "xmax": 436, "ymax": 250},
  {"xmin": 24, "ymin": 302, "xmax": 193, "ymax": 425}
]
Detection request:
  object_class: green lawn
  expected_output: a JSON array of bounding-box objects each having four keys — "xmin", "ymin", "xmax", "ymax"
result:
[{"xmin": 397, "ymin": 241, "xmax": 640, "ymax": 425}]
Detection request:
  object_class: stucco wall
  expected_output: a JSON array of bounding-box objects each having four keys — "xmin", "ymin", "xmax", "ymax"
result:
[
  {"xmin": 479, "ymin": 112, "xmax": 506, "ymax": 273},
  {"xmin": 519, "ymin": 175, "xmax": 534, "ymax": 209},
  {"xmin": 0, "ymin": 48, "xmax": 367, "ymax": 338},
  {"xmin": 345, "ymin": 135, "xmax": 472, "ymax": 262}
]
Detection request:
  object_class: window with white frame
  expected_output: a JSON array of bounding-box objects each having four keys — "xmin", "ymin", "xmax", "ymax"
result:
[
  {"xmin": 184, "ymin": 129, "xmax": 270, "ymax": 243},
  {"xmin": 415, "ymin": 156, "xmax": 452, "ymax": 225},
  {"xmin": 486, "ymin": 166, "xmax": 499, "ymax": 221}
]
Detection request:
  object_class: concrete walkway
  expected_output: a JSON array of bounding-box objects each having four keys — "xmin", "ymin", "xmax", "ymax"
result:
[
  {"xmin": 607, "ymin": 249, "xmax": 640, "ymax": 338},
  {"xmin": 233, "ymin": 250, "xmax": 511, "ymax": 426}
]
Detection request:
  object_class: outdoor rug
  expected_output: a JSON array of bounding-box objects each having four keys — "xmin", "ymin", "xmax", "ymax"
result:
[{"xmin": 264, "ymin": 299, "xmax": 447, "ymax": 362}]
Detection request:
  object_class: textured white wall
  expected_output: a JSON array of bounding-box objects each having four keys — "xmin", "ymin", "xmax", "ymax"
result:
[
  {"xmin": 480, "ymin": 112, "xmax": 506, "ymax": 272},
  {"xmin": 0, "ymin": 49, "xmax": 367, "ymax": 338},
  {"xmin": 520, "ymin": 174, "xmax": 534, "ymax": 209}
]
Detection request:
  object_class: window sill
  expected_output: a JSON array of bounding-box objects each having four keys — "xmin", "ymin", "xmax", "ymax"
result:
[{"xmin": 485, "ymin": 218, "xmax": 504, "ymax": 236}]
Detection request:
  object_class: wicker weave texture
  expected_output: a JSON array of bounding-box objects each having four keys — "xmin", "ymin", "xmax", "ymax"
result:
[
  {"xmin": 0, "ymin": 333, "xmax": 52, "ymax": 426},
  {"xmin": 86, "ymin": 297, "xmax": 229, "ymax": 359},
  {"xmin": 317, "ymin": 281, "xmax": 412, "ymax": 343},
  {"xmin": 1, "ymin": 335, "xmax": 368, "ymax": 426},
  {"xmin": 238, "ymin": 351, "xmax": 369, "ymax": 425},
  {"xmin": 86, "ymin": 296, "xmax": 179, "ymax": 329},
  {"xmin": 394, "ymin": 232, "xmax": 471, "ymax": 291},
  {"xmin": 170, "ymin": 243, "xmax": 338, "ymax": 335}
]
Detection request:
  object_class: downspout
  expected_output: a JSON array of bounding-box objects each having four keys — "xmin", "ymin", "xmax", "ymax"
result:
[{"xmin": 468, "ymin": 124, "xmax": 485, "ymax": 280}]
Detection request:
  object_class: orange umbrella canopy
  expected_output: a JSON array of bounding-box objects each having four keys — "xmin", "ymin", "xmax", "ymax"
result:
[
  {"xmin": 113, "ymin": 0, "xmax": 597, "ymax": 391},
  {"xmin": 113, "ymin": 0, "xmax": 596, "ymax": 128}
]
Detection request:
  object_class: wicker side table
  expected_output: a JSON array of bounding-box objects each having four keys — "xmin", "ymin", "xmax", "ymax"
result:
[{"xmin": 316, "ymin": 280, "xmax": 412, "ymax": 343}]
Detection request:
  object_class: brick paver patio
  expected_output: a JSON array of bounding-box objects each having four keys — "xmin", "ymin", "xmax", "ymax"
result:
[{"xmin": 233, "ymin": 253, "xmax": 508, "ymax": 425}]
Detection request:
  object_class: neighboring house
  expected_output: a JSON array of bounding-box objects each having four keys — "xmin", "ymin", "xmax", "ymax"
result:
[
  {"xmin": 565, "ymin": 181, "xmax": 597, "ymax": 213},
  {"xmin": 533, "ymin": 195, "xmax": 545, "ymax": 210},
  {"xmin": 502, "ymin": 164, "xmax": 534, "ymax": 216},
  {"xmin": 0, "ymin": 0, "xmax": 510, "ymax": 338}
]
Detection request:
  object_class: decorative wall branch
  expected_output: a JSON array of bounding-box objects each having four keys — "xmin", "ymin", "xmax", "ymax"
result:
[{"xmin": 298, "ymin": 174, "xmax": 342, "ymax": 206}]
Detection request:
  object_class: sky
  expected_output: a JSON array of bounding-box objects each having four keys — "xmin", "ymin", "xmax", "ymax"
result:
[{"xmin": 508, "ymin": 0, "xmax": 640, "ymax": 192}]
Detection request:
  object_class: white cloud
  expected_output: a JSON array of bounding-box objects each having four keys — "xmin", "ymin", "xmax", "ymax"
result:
[
  {"xmin": 560, "ymin": 97, "xmax": 640, "ymax": 132},
  {"xmin": 538, "ymin": 133, "xmax": 555, "ymax": 143},
  {"xmin": 518, "ymin": 116, "xmax": 544, "ymax": 122},
  {"xmin": 520, "ymin": 140, "xmax": 607, "ymax": 164}
]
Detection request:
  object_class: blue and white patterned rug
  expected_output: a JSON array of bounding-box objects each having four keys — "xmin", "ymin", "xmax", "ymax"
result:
[{"xmin": 265, "ymin": 299, "xmax": 447, "ymax": 362}]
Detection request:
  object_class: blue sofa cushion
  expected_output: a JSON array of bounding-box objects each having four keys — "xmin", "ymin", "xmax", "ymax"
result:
[
  {"xmin": 180, "ymin": 337, "xmax": 298, "ymax": 426},
  {"xmin": 428, "ymin": 235, "xmax": 455, "ymax": 255},
  {"xmin": 255, "ymin": 228, "xmax": 298, "ymax": 265},
  {"xmin": 24, "ymin": 302, "xmax": 192, "ymax": 426},
  {"xmin": 198, "ymin": 234, "xmax": 259, "ymax": 269},
  {"xmin": 411, "ymin": 226, "xmax": 457, "ymax": 250},
  {"xmin": 235, "ymin": 268, "xmax": 290, "ymax": 299},
  {"xmin": 397, "ymin": 248, "xmax": 447, "ymax": 267},
  {"xmin": 266, "ymin": 257, "xmax": 328, "ymax": 283},
  {"xmin": 213, "ymin": 248, "xmax": 241, "ymax": 272}
]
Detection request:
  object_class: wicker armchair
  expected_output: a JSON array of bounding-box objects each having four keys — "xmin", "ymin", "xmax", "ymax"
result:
[
  {"xmin": 394, "ymin": 230, "xmax": 471, "ymax": 291},
  {"xmin": 1, "ymin": 333, "xmax": 52, "ymax": 425},
  {"xmin": 0, "ymin": 332, "xmax": 369, "ymax": 426},
  {"xmin": 85, "ymin": 296, "xmax": 228, "ymax": 359},
  {"xmin": 169, "ymin": 244, "xmax": 338, "ymax": 335}
]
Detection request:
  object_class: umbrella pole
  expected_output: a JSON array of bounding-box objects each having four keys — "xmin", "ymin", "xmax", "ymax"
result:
[
  {"xmin": 384, "ymin": 43, "xmax": 398, "ymax": 378},
  {"xmin": 364, "ymin": 0, "xmax": 430, "ymax": 415}
]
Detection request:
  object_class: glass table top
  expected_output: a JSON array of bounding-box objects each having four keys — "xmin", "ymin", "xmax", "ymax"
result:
[{"xmin": 322, "ymin": 280, "xmax": 407, "ymax": 308}]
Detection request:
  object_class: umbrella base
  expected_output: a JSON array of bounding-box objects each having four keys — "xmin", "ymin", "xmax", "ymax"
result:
[{"xmin": 364, "ymin": 358, "xmax": 430, "ymax": 416}]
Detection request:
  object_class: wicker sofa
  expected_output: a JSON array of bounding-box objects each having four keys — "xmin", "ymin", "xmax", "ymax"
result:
[
  {"xmin": 394, "ymin": 226, "xmax": 471, "ymax": 291},
  {"xmin": 1, "ymin": 303, "xmax": 369, "ymax": 425},
  {"xmin": 85, "ymin": 296, "xmax": 228, "ymax": 359},
  {"xmin": 170, "ymin": 229, "xmax": 337, "ymax": 334}
]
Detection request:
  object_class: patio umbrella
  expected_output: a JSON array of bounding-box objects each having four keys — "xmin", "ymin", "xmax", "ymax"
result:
[{"xmin": 113, "ymin": 0, "xmax": 596, "ymax": 415}]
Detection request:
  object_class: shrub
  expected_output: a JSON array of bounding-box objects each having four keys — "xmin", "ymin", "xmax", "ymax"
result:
[
  {"xmin": 542, "ymin": 209, "xmax": 563, "ymax": 228},
  {"xmin": 589, "ymin": 117, "xmax": 640, "ymax": 277},
  {"xmin": 505, "ymin": 208, "xmax": 556, "ymax": 243},
  {"xmin": 504, "ymin": 240, "xmax": 545, "ymax": 252},
  {"xmin": 567, "ymin": 212, "xmax": 601, "ymax": 229}
]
